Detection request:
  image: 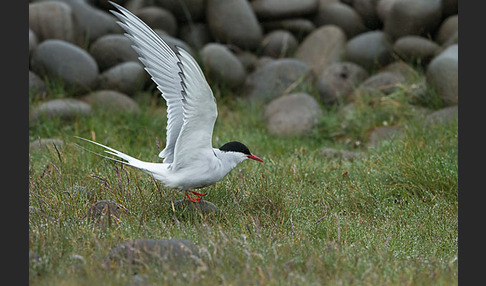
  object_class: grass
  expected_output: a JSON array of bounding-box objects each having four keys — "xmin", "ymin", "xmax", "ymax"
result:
[{"xmin": 29, "ymin": 82, "xmax": 458, "ymax": 285}]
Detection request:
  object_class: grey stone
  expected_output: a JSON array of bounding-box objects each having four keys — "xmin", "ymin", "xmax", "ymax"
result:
[
  {"xmin": 30, "ymin": 39, "xmax": 99, "ymax": 93},
  {"xmin": 29, "ymin": 28, "xmax": 38, "ymax": 55},
  {"xmin": 379, "ymin": 61, "xmax": 419, "ymax": 81},
  {"xmin": 317, "ymin": 62, "xmax": 369, "ymax": 104},
  {"xmin": 294, "ymin": 25, "xmax": 346, "ymax": 75},
  {"xmin": 154, "ymin": 30, "xmax": 195, "ymax": 57},
  {"xmin": 393, "ymin": 36, "xmax": 440, "ymax": 64},
  {"xmin": 81, "ymin": 90, "xmax": 141, "ymax": 114},
  {"xmin": 234, "ymin": 51, "xmax": 259, "ymax": 72},
  {"xmin": 264, "ymin": 92, "xmax": 322, "ymax": 136},
  {"xmin": 426, "ymin": 44, "xmax": 458, "ymax": 106},
  {"xmin": 319, "ymin": 147, "xmax": 360, "ymax": 161},
  {"xmin": 435, "ymin": 15, "xmax": 458, "ymax": 46},
  {"xmin": 97, "ymin": 62, "xmax": 148, "ymax": 96},
  {"xmin": 37, "ymin": 0, "xmax": 122, "ymax": 43},
  {"xmin": 383, "ymin": 0, "xmax": 442, "ymax": 41},
  {"xmin": 244, "ymin": 58, "xmax": 312, "ymax": 103},
  {"xmin": 200, "ymin": 43, "xmax": 247, "ymax": 89},
  {"xmin": 206, "ymin": 0, "xmax": 263, "ymax": 50},
  {"xmin": 425, "ymin": 106, "xmax": 458, "ymax": 126},
  {"xmin": 107, "ymin": 238, "xmax": 200, "ymax": 268},
  {"xmin": 29, "ymin": 1, "xmax": 82, "ymax": 45},
  {"xmin": 368, "ymin": 125, "xmax": 403, "ymax": 147},
  {"xmin": 89, "ymin": 34, "xmax": 139, "ymax": 71},
  {"xmin": 251, "ymin": 0, "xmax": 318, "ymax": 20},
  {"xmin": 314, "ymin": 2, "xmax": 368, "ymax": 39},
  {"xmin": 153, "ymin": 0, "xmax": 205, "ymax": 23},
  {"xmin": 261, "ymin": 18, "xmax": 315, "ymax": 41},
  {"xmin": 352, "ymin": 0, "xmax": 382, "ymax": 30},
  {"xmin": 30, "ymin": 98, "xmax": 91, "ymax": 124},
  {"xmin": 344, "ymin": 31, "xmax": 394, "ymax": 71},
  {"xmin": 359, "ymin": 71, "xmax": 405, "ymax": 95},
  {"xmin": 134, "ymin": 6, "xmax": 177, "ymax": 36},
  {"xmin": 172, "ymin": 199, "xmax": 218, "ymax": 216},
  {"xmin": 29, "ymin": 71, "xmax": 47, "ymax": 97},
  {"xmin": 179, "ymin": 23, "xmax": 212, "ymax": 50},
  {"xmin": 261, "ymin": 30, "xmax": 298, "ymax": 58},
  {"xmin": 376, "ymin": 0, "xmax": 395, "ymax": 22},
  {"xmin": 87, "ymin": 200, "xmax": 130, "ymax": 223}
]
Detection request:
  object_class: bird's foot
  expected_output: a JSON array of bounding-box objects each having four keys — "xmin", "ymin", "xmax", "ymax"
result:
[{"xmin": 185, "ymin": 191, "xmax": 207, "ymax": 203}]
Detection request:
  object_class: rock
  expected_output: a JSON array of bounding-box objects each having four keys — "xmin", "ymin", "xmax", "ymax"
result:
[
  {"xmin": 261, "ymin": 18, "xmax": 315, "ymax": 40},
  {"xmin": 107, "ymin": 238, "xmax": 200, "ymax": 268},
  {"xmin": 234, "ymin": 51, "xmax": 259, "ymax": 72},
  {"xmin": 29, "ymin": 71, "xmax": 47, "ymax": 97},
  {"xmin": 86, "ymin": 200, "xmax": 130, "ymax": 223},
  {"xmin": 352, "ymin": 0, "xmax": 382, "ymax": 30},
  {"xmin": 29, "ymin": 138, "xmax": 65, "ymax": 152},
  {"xmin": 30, "ymin": 40, "xmax": 99, "ymax": 93},
  {"xmin": 435, "ymin": 15, "xmax": 458, "ymax": 46},
  {"xmin": 344, "ymin": 31, "xmax": 394, "ymax": 71},
  {"xmin": 244, "ymin": 58, "xmax": 312, "ymax": 103},
  {"xmin": 359, "ymin": 71, "xmax": 405, "ymax": 95},
  {"xmin": 29, "ymin": 1, "xmax": 82, "ymax": 45},
  {"xmin": 376, "ymin": 0, "xmax": 395, "ymax": 22},
  {"xmin": 97, "ymin": 62, "xmax": 148, "ymax": 96},
  {"xmin": 179, "ymin": 23, "xmax": 212, "ymax": 50},
  {"xmin": 29, "ymin": 29, "xmax": 38, "ymax": 55},
  {"xmin": 206, "ymin": 0, "xmax": 263, "ymax": 50},
  {"xmin": 379, "ymin": 61, "xmax": 419, "ymax": 81},
  {"xmin": 30, "ymin": 99, "xmax": 91, "ymax": 124},
  {"xmin": 154, "ymin": 31, "xmax": 196, "ymax": 57},
  {"xmin": 172, "ymin": 199, "xmax": 218, "ymax": 217},
  {"xmin": 200, "ymin": 43, "xmax": 247, "ymax": 89},
  {"xmin": 81, "ymin": 90, "xmax": 141, "ymax": 114},
  {"xmin": 134, "ymin": 6, "xmax": 177, "ymax": 36},
  {"xmin": 426, "ymin": 44, "xmax": 458, "ymax": 106},
  {"xmin": 260, "ymin": 30, "xmax": 298, "ymax": 58},
  {"xmin": 316, "ymin": 62, "xmax": 369, "ymax": 104},
  {"xmin": 393, "ymin": 36, "xmax": 440, "ymax": 65},
  {"xmin": 368, "ymin": 125, "xmax": 403, "ymax": 147},
  {"xmin": 153, "ymin": 0, "xmax": 205, "ymax": 23},
  {"xmin": 89, "ymin": 34, "xmax": 139, "ymax": 71},
  {"xmin": 294, "ymin": 25, "xmax": 346, "ymax": 75},
  {"xmin": 36, "ymin": 0, "xmax": 122, "ymax": 44},
  {"xmin": 319, "ymin": 147, "xmax": 360, "ymax": 161},
  {"xmin": 314, "ymin": 2, "xmax": 368, "ymax": 39},
  {"xmin": 251, "ymin": 0, "xmax": 318, "ymax": 20},
  {"xmin": 425, "ymin": 106, "xmax": 458, "ymax": 126},
  {"xmin": 264, "ymin": 92, "xmax": 322, "ymax": 136},
  {"xmin": 383, "ymin": 0, "xmax": 442, "ymax": 41}
]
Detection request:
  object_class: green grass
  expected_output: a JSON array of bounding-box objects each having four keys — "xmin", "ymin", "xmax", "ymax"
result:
[{"xmin": 29, "ymin": 84, "xmax": 458, "ymax": 285}]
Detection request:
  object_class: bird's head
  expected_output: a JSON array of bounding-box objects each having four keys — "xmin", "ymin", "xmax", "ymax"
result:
[{"xmin": 219, "ymin": 141, "xmax": 264, "ymax": 163}]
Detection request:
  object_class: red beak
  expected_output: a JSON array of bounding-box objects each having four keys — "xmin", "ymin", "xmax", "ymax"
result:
[{"xmin": 247, "ymin": 154, "xmax": 264, "ymax": 163}]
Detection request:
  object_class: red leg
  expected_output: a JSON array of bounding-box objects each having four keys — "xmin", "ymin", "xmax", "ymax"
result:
[
  {"xmin": 189, "ymin": 190, "xmax": 207, "ymax": 197},
  {"xmin": 185, "ymin": 192, "xmax": 201, "ymax": 203}
]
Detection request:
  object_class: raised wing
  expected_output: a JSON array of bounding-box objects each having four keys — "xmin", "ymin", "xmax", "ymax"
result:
[
  {"xmin": 170, "ymin": 47, "xmax": 217, "ymax": 171},
  {"xmin": 110, "ymin": 1, "xmax": 183, "ymax": 163}
]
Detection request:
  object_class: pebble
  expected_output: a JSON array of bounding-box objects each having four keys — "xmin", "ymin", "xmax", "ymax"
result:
[
  {"xmin": 30, "ymin": 39, "xmax": 99, "ymax": 93},
  {"xmin": 244, "ymin": 58, "xmax": 312, "ymax": 103},
  {"xmin": 29, "ymin": 71, "xmax": 47, "ymax": 97},
  {"xmin": 393, "ymin": 36, "xmax": 440, "ymax": 65},
  {"xmin": 134, "ymin": 6, "xmax": 178, "ymax": 36},
  {"xmin": 260, "ymin": 30, "xmax": 298, "ymax": 58},
  {"xmin": 368, "ymin": 125, "xmax": 403, "ymax": 147},
  {"xmin": 200, "ymin": 43, "xmax": 247, "ymax": 89},
  {"xmin": 81, "ymin": 90, "xmax": 141, "ymax": 114},
  {"xmin": 294, "ymin": 25, "xmax": 346, "ymax": 75},
  {"xmin": 344, "ymin": 31, "xmax": 394, "ymax": 71},
  {"xmin": 30, "ymin": 98, "xmax": 91, "ymax": 124},
  {"xmin": 264, "ymin": 92, "xmax": 322, "ymax": 136},
  {"xmin": 426, "ymin": 44, "xmax": 458, "ymax": 106},
  {"xmin": 107, "ymin": 238, "xmax": 200, "ymax": 269},
  {"xmin": 251, "ymin": 0, "xmax": 318, "ymax": 20},
  {"xmin": 314, "ymin": 2, "xmax": 368, "ymax": 39},
  {"xmin": 206, "ymin": 0, "xmax": 263, "ymax": 50},
  {"xmin": 317, "ymin": 62, "xmax": 369, "ymax": 104},
  {"xmin": 97, "ymin": 61, "xmax": 149, "ymax": 96},
  {"xmin": 89, "ymin": 34, "xmax": 139, "ymax": 71}
]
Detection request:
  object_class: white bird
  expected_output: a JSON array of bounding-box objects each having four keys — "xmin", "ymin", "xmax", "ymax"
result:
[{"xmin": 78, "ymin": 2, "xmax": 264, "ymax": 203}]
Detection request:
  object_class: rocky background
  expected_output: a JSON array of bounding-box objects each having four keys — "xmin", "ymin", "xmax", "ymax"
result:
[{"xmin": 29, "ymin": 0, "xmax": 458, "ymax": 140}]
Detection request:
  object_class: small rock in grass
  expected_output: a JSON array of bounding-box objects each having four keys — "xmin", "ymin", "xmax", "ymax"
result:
[
  {"xmin": 107, "ymin": 238, "xmax": 200, "ymax": 269},
  {"xmin": 368, "ymin": 125, "xmax": 403, "ymax": 147},
  {"xmin": 171, "ymin": 199, "xmax": 218, "ymax": 217},
  {"xmin": 86, "ymin": 200, "xmax": 130, "ymax": 226},
  {"xmin": 319, "ymin": 148, "xmax": 360, "ymax": 161}
]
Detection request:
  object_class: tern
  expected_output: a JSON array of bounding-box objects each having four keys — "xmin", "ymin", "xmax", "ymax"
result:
[{"xmin": 77, "ymin": 2, "xmax": 264, "ymax": 203}]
